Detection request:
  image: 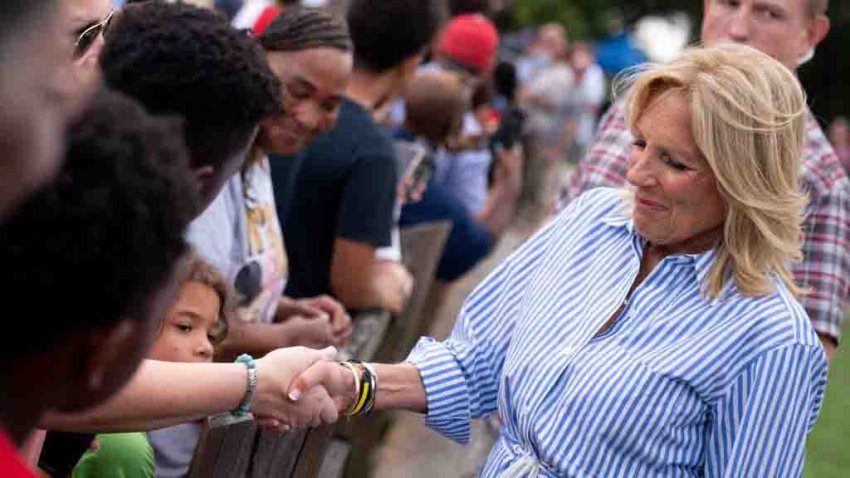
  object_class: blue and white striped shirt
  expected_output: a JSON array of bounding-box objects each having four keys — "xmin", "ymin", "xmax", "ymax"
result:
[{"xmin": 407, "ymin": 188, "xmax": 828, "ymax": 477}]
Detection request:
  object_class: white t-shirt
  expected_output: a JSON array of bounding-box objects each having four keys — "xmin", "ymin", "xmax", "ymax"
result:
[{"xmin": 186, "ymin": 157, "xmax": 287, "ymax": 323}]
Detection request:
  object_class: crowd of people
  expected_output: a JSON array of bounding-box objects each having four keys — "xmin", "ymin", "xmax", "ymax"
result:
[{"xmin": 0, "ymin": 0, "xmax": 848, "ymax": 477}]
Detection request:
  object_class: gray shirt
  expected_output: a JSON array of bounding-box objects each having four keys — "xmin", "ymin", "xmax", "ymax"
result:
[{"xmin": 148, "ymin": 423, "xmax": 202, "ymax": 478}]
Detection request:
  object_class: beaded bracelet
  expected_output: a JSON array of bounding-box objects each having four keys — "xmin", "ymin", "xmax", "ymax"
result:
[{"xmin": 233, "ymin": 354, "xmax": 257, "ymax": 417}]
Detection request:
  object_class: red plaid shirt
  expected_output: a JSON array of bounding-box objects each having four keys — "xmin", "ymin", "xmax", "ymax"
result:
[{"xmin": 564, "ymin": 99, "xmax": 850, "ymax": 342}]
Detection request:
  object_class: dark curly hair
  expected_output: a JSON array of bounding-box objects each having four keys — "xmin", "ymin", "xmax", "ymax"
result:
[
  {"xmin": 101, "ymin": 1, "xmax": 282, "ymax": 168},
  {"xmin": 0, "ymin": 89, "xmax": 198, "ymax": 357},
  {"xmin": 259, "ymin": 6, "xmax": 351, "ymax": 53},
  {"xmin": 346, "ymin": 0, "xmax": 444, "ymax": 73}
]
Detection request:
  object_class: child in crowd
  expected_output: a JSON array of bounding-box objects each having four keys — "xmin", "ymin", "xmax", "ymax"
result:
[
  {"xmin": 71, "ymin": 253, "xmax": 232, "ymax": 477},
  {"xmin": 398, "ymin": 70, "xmax": 522, "ymax": 282}
]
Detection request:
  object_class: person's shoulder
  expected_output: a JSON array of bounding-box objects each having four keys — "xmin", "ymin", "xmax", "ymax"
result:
[
  {"xmin": 726, "ymin": 276, "xmax": 823, "ymax": 351},
  {"xmin": 189, "ymin": 177, "xmax": 241, "ymax": 229},
  {"xmin": 770, "ymin": 280, "xmax": 824, "ymax": 347},
  {"xmin": 351, "ymin": 126, "xmax": 395, "ymax": 165},
  {"xmin": 568, "ymin": 187, "xmax": 629, "ymax": 217},
  {"xmin": 334, "ymin": 98, "xmax": 393, "ymax": 156},
  {"xmin": 301, "ymin": 99, "xmax": 378, "ymax": 159},
  {"xmin": 591, "ymin": 97, "xmax": 630, "ymax": 146},
  {"xmin": 697, "ymin": 279, "xmax": 825, "ymax": 397},
  {"xmin": 801, "ymin": 112, "xmax": 850, "ymax": 195},
  {"xmin": 551, "ymin": 187, "xmax": 630, "ymax": 234}
]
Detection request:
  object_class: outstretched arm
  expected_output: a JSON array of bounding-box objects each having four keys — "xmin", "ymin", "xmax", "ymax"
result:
[{"xmin": 40, "ymin": 347, "xmax": 337, "ymax": 433}]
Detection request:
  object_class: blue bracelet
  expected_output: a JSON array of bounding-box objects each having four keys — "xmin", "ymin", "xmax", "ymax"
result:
[{"xmin": 234, "ymin": 354, "xmax": 257, "ymax": 417}]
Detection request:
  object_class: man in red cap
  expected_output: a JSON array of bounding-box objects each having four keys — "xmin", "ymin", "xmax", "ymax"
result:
[
  {"xmin": 422, "ymin": 14, "xmax": 506, "ymax": 219},
  {"xmin": 435, "ymin": 13, "xmax": 499, "ymax": 79},
  {"xmin": 389, "ymin": 13, "xmax": 522, "ymax": 286}
]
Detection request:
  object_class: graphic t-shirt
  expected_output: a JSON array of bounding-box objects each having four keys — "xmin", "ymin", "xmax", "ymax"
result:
[{"xmin": 187, "ymin": 157, "xmax": 287, "ymax": 323}]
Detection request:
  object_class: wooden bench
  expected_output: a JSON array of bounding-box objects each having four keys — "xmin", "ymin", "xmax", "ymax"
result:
[
  {"xmin": 376, "ymin": 220, "xmax": 451, "ymax": 362},
  {"xmin": 330, "ymin": 221, "xmax": 451, "ymax": 477}
]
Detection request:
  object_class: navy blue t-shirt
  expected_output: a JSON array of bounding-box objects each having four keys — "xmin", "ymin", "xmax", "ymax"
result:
[
  {"xmin": 400, "ymin": 181, "xmax": 493, "ymax": 282},
  {"xmin": 282, "ymin": 98, "xmax": 398, "ymax": 298}
]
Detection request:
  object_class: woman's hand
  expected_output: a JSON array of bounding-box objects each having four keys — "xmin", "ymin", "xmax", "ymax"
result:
[
  {"xmin": 287, "ymin": 361, "xmax": 360, "ymax": 416},
  {"xmin": 251, "ymin": 347, "xmax": 340, "ymax": 428},
  {"xmin": 288, "ymin": 362, "xmax": 428, "ymax": 415}
]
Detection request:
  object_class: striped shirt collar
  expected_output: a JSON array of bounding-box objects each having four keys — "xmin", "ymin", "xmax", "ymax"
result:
[{"xmin": 598, "ymin": 203, "xmax": 719, "ymax": 289}]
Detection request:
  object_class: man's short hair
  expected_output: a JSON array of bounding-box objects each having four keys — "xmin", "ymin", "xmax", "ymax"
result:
[
  {"xmin": 0, "ymin": 89, "xmax": 198, "ymax": 357},
  {"xmin": 101, "ymin": 1, "xmax": 282, "ymax": 167},
  {"xmin": 346, "ymin": 0, "xmax": 444, "ymax": 73}
]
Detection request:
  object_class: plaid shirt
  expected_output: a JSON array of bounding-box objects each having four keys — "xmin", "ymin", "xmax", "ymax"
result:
[{"xmin": 564, "ymin": 99, "xmax": 850, "ymax": 342}]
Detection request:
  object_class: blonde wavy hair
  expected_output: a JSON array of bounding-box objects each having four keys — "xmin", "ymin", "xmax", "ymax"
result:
[{"xmin": 624, "ymin": 44, "xmax": 808, "ymax": 298}]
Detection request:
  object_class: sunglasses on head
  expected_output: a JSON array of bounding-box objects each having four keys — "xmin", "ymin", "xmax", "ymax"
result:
[{"xmin": 74, "ymin": 10, "xmax": 115, "ymax": 59}]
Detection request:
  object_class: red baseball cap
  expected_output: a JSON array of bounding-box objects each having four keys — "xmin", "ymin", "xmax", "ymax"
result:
[{"xmin": 436, "ymin": 14, "xmax": 499, "ymax": 75}]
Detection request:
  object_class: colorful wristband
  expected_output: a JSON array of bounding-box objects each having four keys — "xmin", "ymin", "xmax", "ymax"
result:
[
  {"xmin": 233, "ymin": 354, "xmax": 257, "ymax": 417},
  {"xmin": 345, "ymin": 360, "xmax": 377, "ymax": 417}
]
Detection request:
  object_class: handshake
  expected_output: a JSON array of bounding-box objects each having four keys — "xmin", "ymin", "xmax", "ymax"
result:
[{"xmin": 249, "ymin": 346, "xmax": 369, "ymax": 431}]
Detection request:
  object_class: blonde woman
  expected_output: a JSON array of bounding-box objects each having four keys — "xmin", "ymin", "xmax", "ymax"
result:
[{"xmin": 287, "ymin": 44, "xmax": 828, "ymax": 476}]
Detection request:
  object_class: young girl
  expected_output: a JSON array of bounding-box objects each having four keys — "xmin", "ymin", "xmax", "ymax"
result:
[{"xmin": 71, "ymin": 253, "xmax": 231, "ymax": 478}]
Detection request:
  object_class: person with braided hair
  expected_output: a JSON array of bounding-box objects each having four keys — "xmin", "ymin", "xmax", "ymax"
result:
[
  {"xmin": 283, "ymin": 0, "xmax": 444, "ymax": 316},
  {"xmin": 186, "ymin": 5, "xmax": 354, "ymax": 358},
  {"xmin": 256, "ymin": 6, "xmax": 353, "ymax": 156}
]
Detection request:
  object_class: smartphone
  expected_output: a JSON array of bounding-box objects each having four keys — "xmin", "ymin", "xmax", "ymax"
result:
[
  {"xmin": 394, "ymin": 141, "xmax": 434, "ymax": 201},
  {"xmin": 489, "ymin": 108, "xmax": 525, "ymax": 154},
  {"xmin": 394, "ymin": 141, "xmax": 425, "ymax": 181}
]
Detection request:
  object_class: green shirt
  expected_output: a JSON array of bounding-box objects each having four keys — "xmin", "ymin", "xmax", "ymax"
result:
[{"xmin": 72, "ymin": 433, "xmax": 154, "ymax": 478}]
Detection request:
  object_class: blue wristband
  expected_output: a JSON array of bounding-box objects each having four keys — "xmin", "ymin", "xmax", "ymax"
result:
[{"xmin": 234, "ymin": 354, "xmax": 257, "ymax": 416}]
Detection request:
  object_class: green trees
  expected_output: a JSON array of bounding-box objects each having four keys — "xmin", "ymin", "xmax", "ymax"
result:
[{"xmin": 504, "ymin": 0, "xmax": 849, "ymax": 123}]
